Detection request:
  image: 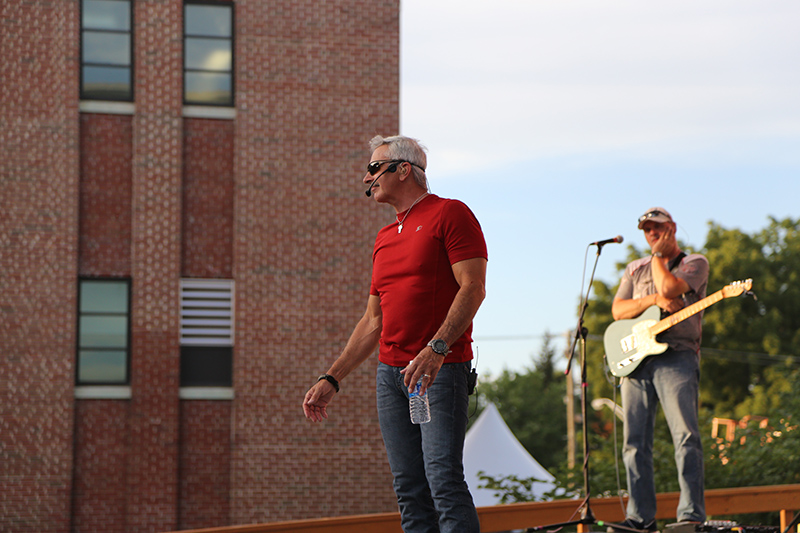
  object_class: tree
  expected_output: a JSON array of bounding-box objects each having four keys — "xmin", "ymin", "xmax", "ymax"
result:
[
  {"xmin": 473, "ymin": 333, "xmax": 568, "ymax": 471},
  {"xmin": 701, "ymin": 217, "xmax": 800, "ymax": 414}
]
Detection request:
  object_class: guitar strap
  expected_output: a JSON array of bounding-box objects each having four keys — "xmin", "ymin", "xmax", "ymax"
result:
[
  {"xmin": 658, "ymin": 252, "xmax": 688, "ymax": 320},
  {"xmin": 668, "ymin": 251, "xmax": 686, "ymax": 272}
]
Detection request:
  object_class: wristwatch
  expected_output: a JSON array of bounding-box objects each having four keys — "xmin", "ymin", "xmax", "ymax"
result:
[
  {"xmin": 653, "ymin": 252, "xmax": 663, "ymax": 258},
  {"xmin": 427, "ymin": 339, "xmax": 449, "ymax": 356}
]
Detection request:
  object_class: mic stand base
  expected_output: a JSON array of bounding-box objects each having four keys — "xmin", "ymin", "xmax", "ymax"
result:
[
  {"xmin": 525, "ymin": 496, "xmax": 645, "ymax": 533},
  {"xmin": 528, "ymin": 513, "xmax": 650, "ymax": 533}
]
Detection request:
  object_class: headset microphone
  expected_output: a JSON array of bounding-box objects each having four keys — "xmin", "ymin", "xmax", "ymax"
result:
[{"xmin": 365, "ymin": 161, "xmax": 400, "ymax": 197}]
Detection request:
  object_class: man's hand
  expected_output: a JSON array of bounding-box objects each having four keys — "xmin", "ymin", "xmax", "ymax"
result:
[
  {"xmin": 655, "ymin": 293, "xmax": 685, "ymax": 315},
  {"xmin": 401, "ymin": 348, "xmax": 445, "ymax": 394},
  {"xmin": 651, "ymin": 223, "xmax": 677, "ymax": 257},
  {"xmin": 303, "ymin": 381, "xmax": 337, "ymax": 422}
]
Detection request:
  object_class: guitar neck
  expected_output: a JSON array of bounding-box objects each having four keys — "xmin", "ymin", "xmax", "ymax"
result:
[{"xmin": 650, "ymin": 288, "xmax": 723, "ymax": 335}]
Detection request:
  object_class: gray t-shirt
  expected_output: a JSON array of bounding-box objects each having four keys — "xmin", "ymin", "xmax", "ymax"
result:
[{"xmin": 615, "ymin": 253, "xmax": 709, "ymax": 353}]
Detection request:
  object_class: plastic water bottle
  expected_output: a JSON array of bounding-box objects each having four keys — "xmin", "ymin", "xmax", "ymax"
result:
[{"xmin": 409, "ymin": 378, "xmax": 431, "ymax": 424}]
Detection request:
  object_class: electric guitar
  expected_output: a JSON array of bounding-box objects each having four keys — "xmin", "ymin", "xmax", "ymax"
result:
[{"xmin": 604, "ymin": 279, "xmax": 753, "ymax": 377}]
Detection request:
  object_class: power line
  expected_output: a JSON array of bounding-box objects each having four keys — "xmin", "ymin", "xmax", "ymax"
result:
[
  {"xmin": 474, "ymin": 334, "xmax": 800, "ymax": 367},
  {"xmin": 473, "ymin": 334, "xmax": 550, "ymax": 341},
  {"xmin": 700, "ymin": 347, "xmax": 800, "ymax": 366}
]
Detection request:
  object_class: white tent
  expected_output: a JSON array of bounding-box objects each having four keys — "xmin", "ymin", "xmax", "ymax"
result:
[{"xmin": 463, "ymin": 403, "xmax": 556, "ymax": 507}]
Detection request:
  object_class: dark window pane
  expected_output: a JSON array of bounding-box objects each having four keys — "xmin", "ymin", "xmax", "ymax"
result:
[
  {"xmin": 80, "ymin": 280, "xmax": 128, "ymax": 313},
  {"xmin": 186, "ymin": 5, "xmax": 232, "ymax": 37},
  {"xmin": 185, "ymin": 37, "xmax": 231, "ymax": 71},
  {"xmin": 83, "ymin": 31, "xmax": 131, "ymax": 65},
  {"xmin": 78, "ymin": 350, "xmax": 128, "ymax": 383},
  {"xmin": 79, "ymin": 316, "xmax": 128, "ymax": 348},
  {"xmin": 185, "ymin": 72, "xmax": 232, "ymax": 105},
  {"xmin": 82, "ymin": 66, "xmax": 132, "ymax": 100},
  {"xmin": 83, "ymin": 0, "xmax": 130, "ymax": 30},
  {"xmin": 181, "ymin": 346, "xmax": 232, "ymax": 387}
]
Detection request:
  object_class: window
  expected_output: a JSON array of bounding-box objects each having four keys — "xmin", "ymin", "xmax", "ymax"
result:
[
  {"xmin": 180, "ymin": 279, "xmax": 234, "ymax": 387},
  {"xmin": 80, "ymin": 0, "xmax": 133, "ymax": 101},
  {"xmin": 184, "ymin": 2, "xmax": 234, "ymax": 106},
  {"xmin": 77, "ymin": 279, "xmax": 130, "ymax": 384}
]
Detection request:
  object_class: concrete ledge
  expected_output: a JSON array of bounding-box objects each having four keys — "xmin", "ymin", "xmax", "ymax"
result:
[
  {"xmin": 75, "ymin": 386, "xmax": 132, "ymax": 400},
  {"xmin": 182, "ymin": 106, "xmax": 236, "ymax": 120},
  {"xmin": 179, "ymin": 387, "xmax": 235, "ymax": 400},
  {"xmin": 79, "ymin": 101, "xmax": 135, "ymax": 115}
]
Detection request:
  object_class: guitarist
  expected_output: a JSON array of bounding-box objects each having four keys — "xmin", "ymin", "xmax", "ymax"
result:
[{"xmin": 607, "ymin": 207, "xmax": 709, "ymax": 533}]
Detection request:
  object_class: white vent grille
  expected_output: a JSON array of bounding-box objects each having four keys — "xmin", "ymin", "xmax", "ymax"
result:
[{"xmin": 180, "ymin": 279, "xmax": 234, "ymax": 346}]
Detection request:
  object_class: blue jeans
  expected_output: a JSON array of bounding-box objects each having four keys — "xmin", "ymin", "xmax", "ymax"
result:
[
  {"xmin": 376, "ymin": 361, "xmax": 480, "ymax": 533},
  {"xmin": 620, "ymin": 349, "xmax": 706, "ymax": 524}
]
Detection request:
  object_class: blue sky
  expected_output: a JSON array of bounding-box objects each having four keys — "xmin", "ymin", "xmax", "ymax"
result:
[{"xmin": 397, "ymin": 0, "xmax": 800, "ymax": 376}]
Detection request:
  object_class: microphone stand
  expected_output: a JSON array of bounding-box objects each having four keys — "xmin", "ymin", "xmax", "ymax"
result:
[{"xmin": 528, "ymin": 242, "xmax": 638, "ymax": 533}]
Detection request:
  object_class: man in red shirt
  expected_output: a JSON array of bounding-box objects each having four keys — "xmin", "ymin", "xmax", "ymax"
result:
[{"xmin": 303, "ymin": 135, "xmax": 487, "ymax": 533}]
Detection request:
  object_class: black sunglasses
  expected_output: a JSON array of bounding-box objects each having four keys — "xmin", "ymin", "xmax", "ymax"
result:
[
  {"xmin": 366, "ymin": 159, "xmax": 403, "ymax": 176},
  {"xmin": 638, "ymin": 210, "xmax": 671, "ymax": 223}
]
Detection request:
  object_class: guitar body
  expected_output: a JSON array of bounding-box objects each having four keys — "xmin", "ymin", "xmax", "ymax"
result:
[
  {"xmin": 603, "ymin": 279, "xmax": 752, "ymax": 378},
  {"xmin": 604, "ymin": 305, "xmax": 668, "ymax": 377}
]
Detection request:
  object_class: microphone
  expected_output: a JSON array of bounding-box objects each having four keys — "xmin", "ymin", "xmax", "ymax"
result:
[
  {"xmin": 364, "ymin": 175, "xmax": 380, "ymax": 197},
  {"xmin": 365, "ymin": 162, "xmax": 400, "ymax": 197},
  {"xmin": 590, "ymin": 235, "xmax": 624, "ymax": 246}
]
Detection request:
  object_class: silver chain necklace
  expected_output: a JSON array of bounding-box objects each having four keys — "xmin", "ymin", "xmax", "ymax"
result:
[{"xmin": 396, "ymin": 193, "xmax": 428, "ymax": 233}]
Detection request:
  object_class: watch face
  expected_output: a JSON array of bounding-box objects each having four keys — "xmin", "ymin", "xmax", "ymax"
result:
[{"xmin": 431, "ymin": 339, "xmax": 448, "ymax": 354}]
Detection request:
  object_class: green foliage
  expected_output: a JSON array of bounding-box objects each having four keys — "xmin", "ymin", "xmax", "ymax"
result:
[
  {"xmin": 701, "ymin": 217, "xmax": 800, "ymax": 414},
  {"xmin": 476, "ymin": 336, "xmax": 568, "ymax": 470},
  {"xmin": 471, "ymin": 333, "xmax": 568, "ymax": 470},
  {"xmin": 476, "ymin": 471, "xmax": 554, "ymax": 504},
  {"xmin": 582, "ymin": 277, "xmax": 620, "ymax": 403},
  {"xmin": 703, "ymin": 368, "xmax": 800, "ymax": 489}
]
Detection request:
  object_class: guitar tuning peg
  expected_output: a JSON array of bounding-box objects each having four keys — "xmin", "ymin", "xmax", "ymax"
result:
[{"xmin": 744, "ymin": 290, "xmax": 757, "ymax": 301}]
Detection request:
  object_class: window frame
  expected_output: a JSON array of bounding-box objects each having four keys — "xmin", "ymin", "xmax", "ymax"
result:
[
  {"xmin": 76, "ymin": 278, "xmax": 132, "ymax": 386},
  {"xmin": 182, "ymin": 0, "xmax": 235, "ymax": 107},
  {"xmin": 79, "ymin": 0, "xmax": 134, "ymax": 102}
]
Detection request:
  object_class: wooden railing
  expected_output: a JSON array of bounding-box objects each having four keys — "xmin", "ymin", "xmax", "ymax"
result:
[{"xmin": 171, "ymin": 483, "xmax": 800, "ymax": 533}]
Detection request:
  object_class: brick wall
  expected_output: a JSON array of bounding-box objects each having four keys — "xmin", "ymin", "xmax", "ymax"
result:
[
  {"xmin": 79, "ymin": 114, "xmax": 133, "ymax": 277},
  {"xmin": 2, "ymin": 0, "xmax": 401, "ymax": 530},
  {"xmin": 72, "ymin": 401, "xmax": 130, "ymax": 532},
  {"xmin": 182, "ymin": 118, "xmax": 235, "ymax": 279},
  {"xmin": 0, "ymin": 0, "xmax": 80, "ymax": 531},
  {"xmin": 178, "ymin": 401, "xmax": 233, "ymax": 530},
  {"xmin": 126, "ymin": 0, "xmax": 184, "ymax": 530}
]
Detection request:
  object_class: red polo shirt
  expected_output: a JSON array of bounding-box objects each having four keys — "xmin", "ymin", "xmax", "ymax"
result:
[{"xmin": 370, "ymin": 194, "xmax": 488, "ymax": 367}]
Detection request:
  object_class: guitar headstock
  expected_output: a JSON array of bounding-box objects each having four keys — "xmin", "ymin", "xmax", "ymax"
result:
[{"xmin": 722, "ymin": 279, "xmax": 753, "ymax": 298}]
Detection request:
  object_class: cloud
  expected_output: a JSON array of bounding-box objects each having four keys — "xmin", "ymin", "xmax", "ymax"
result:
[{"xmin": 401, "ymin": 0, "xmax": 800, "ymax": 177}]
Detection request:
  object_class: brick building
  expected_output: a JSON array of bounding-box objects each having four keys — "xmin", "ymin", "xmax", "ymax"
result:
[{"xmin": 1, "ymin": 0, "xmax": 400, "ymax": 531}]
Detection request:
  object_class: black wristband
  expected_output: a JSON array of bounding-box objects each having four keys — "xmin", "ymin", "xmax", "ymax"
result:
[{"xmin": 318, "ymin": 373, "xmax": 339, "ymax": 393}]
